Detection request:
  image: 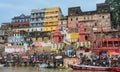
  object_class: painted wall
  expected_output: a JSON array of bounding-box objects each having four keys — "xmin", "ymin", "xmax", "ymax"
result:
[
  {"xmin": 44, "ymin": 7, "xmax": 62, "ymax": 31},
  {"xmin": 8, "ymin": 36, "xmax": 24, "ymax": 43}
]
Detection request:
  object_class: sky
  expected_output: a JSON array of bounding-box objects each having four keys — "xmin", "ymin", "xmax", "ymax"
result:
[{"xmin": 0, "ymin": 0, "xmax": 105, "ymax": 24}]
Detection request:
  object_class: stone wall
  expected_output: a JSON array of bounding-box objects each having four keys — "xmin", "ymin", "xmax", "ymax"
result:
[{"xmin": 63, "ymin": 57, "xmax": 81, "ymax": 68}]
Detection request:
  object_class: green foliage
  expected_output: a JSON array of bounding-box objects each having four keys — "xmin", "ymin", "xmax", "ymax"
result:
[{"xmin": 105, "ymin": 0, "xmax": 120, "ymax": 28}]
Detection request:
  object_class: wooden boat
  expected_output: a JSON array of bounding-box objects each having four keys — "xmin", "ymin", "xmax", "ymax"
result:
[
  {"xmin": 57, "ymin": 66, "xmax": 65, "ymax": 69},
  {"xmin": 0, "ymin": 64, "xmax": 5, "ymax": 67},
  {"xmin": 46, "ymin": 65, "xmax": 55, "ymax": 69},
  {"xmin": 38, "ymin": 63, "xmax": 48, "ymax": 68},
  {"xmin": 111, "ymin": 67, "xmax": 120, "ymax": 72},
  {"xmin": 69, "ymin": 64, "xmax": 111, "ymax": 71},
  {"xmin": 38, "ymin": 63, "xmax": 55, "ymax": 69}
]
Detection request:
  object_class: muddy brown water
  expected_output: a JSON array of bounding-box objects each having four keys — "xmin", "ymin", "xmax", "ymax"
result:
[{"xmin": 0, "ymin": 67, "xmax": 113, "ymax": 72}]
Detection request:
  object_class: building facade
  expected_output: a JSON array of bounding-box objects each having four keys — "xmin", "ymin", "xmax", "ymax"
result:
[
  {"xmin": 30, "ymin": 9, "xmax": 45, "ymax": 32},
  {"xmin": 66, "ymin": 3, "xmax": 111, "ymax": 43},
  {"xmin": 93, "ymin": 38, "xmax": 120, "ymax": 54},
  {"xmin": 44, "ymin": 7, "xmax": 62, "ymax": 32},
  {"xmin": 0, "ymin": 23, "xmax": 11, "ymax": 43},
  {"xmin": 68, "ymin": 3, "xmax": 111, "ymax": 33},
  {"xmin": 11, "ymin": 14, "xmax": 30, "ymax": 36},
  {"xmin": 58, "ymin": 16, "xmax": 68, "ymax": 31},
  {"xmin": 29, "ymin": 7, "xmax": 63, "ymax": 42}
]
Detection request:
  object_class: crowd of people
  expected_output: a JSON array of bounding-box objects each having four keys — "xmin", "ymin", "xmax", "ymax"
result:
[
  {"xmin": 0, "ymin": 49, "xmax": 120, "ymax": 67},
  {"xmin": 79, "ymin": 53, "xmax": 120, "ymax": 67},
  {"xmin": 0, "ymin": 52, "xmax": 51, "ymax": 66}
]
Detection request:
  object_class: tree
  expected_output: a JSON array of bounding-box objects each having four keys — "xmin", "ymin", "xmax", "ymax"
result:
[{"xmin": 105, "ymin": 0, "xmax": 120, "ymax": 29}]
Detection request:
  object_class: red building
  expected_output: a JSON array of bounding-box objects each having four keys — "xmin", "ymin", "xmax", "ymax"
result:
[
  {"xmin": 53, "ymin": 27, "xmax": 63, "ymax": 43},
  {"xmin": 11, "ymin": 14, "xmax": 30, "ymax": 36},
  {"xmin": 79, "ymin": 24, "xmax": 88, "ymax": 42},
  {"xmin": 93, "ymin": 38, "xmax": 120, "ymax": 55}
]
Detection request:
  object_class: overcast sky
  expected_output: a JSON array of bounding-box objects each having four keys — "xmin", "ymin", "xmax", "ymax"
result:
[{"xmin": 0, "ymin": 0, "xmax": 105, "ymax": 24}]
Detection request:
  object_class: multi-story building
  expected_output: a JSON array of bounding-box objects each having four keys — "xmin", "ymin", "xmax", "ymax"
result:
[
  {"xmin": 44, "ymin": 7, "xmax": 62, "ymax": 32},
  {"xmin": 30, "ymin": 7, "xmax": 62, "ymax": 32},
  {"xmin": 67, "ymin": 3, "xmax": 111, "ymax": 42},
  {"xmin": 58, "ymin": 16, "xmax": 71, "ymax": 42},
  {"xmin": 68, "ymin": 3, "xmax": 111, "ymax": 33},
  {"xmin": 0, "ymin": 23, "xmax": 11, "ymax": 43},
  {"xmin": 30, "ymin": 9, "xmax": 45, "ymax": 32},
  {"xmin": 58, "ymin": 16, "xmax": 68, "ymax": 31},
  {"xmin": 30, "ymin": 7, "xmax": 62, "ymax": 42},
  {"xmin": 11, "ymin": 14, "xmax": 30, "ymax": 36},
  {"xmin": 0, "ymin": 22, "xmax": 11, "ymax": 29},
  {"xmin": 29, "ymin": 9, "xmax": 45, "ymax": 42}
]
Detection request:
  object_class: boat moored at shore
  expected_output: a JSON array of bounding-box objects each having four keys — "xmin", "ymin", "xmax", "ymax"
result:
[{"xmin": 69, "ymin": 64, "xmax": 111, "ymax": 71}]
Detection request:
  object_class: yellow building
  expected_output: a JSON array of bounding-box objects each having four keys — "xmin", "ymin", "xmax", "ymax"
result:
[
  {"xmin": 70, "ymin": 32, "xmax": 79, "ymax": 42},
  {"xmin": 44, "ymin": 7, "xmax": 62, "ymax": 31}
]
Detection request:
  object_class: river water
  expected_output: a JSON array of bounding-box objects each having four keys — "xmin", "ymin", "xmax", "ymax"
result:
[{"xmin": 0, "ymin": 67, "xmax": 113, "ymax": 72}]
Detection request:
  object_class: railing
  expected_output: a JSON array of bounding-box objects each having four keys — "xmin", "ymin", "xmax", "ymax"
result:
[
  {"xmin": 39, "ymin": 41, "xmax": 52, "ymax": 46},
  {"xmin": 63, "ymin": 40, "xmax": 70, "ymax": 45}
]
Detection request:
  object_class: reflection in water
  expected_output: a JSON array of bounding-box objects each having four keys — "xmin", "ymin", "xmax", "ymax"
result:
[{"xmin": 0, "ymin": 67, "xmax": 112, "ymax": 72}]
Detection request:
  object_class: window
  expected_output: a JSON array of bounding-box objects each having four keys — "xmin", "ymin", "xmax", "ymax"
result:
[
  {"xmin": 105, "ymin": 22, "xmax": 108, "ymax": 25},
  {"xmin": 36, "ymin": 29, "xmax": 37, "ymax": 31},
  {"xmin": 18, "ymin": 20, "xmax": 19, "ymax": 22},
  {"xmin": 95, "ymin": 23, "xmax": 97, "ymax": 26},
  {"xmin": 51, "ymin": 28, "xmax": 53, "ymax": 30},
  {"xmin": 76, "ymin": 28, "xmax": 78, "ymax": 32},
  {"xmin": 41, "ymin": 18, "xmax": 44, "ymax": 20},
  {"xmin": 31, "ymin": 24, "xmax": 33, "ymax": 27},
  {"xmin": 32, "ymin": 29, "xmax": 33, "ymax": 31},
  {"xmin": 33, "ymin": 24, "xmax": 36, "ymax": 27},
  {"xmin": 38, "ymin": 24, "xmax": 41, "ymax": 26},
  {"xmin": 108, "ymin": 41, "xmax": 113, "ymax": 47},
  {"xmin": 61, "ymin": 27, "xmax": 63, "ymax": 30},
  {"xmin": 87, "ymin": 17, "xmax": 89, "ymax": 20},
  {"xmin": 102, "ymin": 16, "xmax": 104, "ymax": 19},
  {"xmin": 41, "ymin": 28, "xmax": 42, "ymax": 31},
  {"xmin": 41, "ymin": 23, "xmax": 43, "ymax": 25},
  {"xmin": 91, "ymin": 16, "xmax": 93, "ymax": 19},
  {"xmin": 36, "ymin": 13, "xmax": 38, "ymax": 16},
  {"xmin": 76, "ymin": 18, "xmax": 78, "ymax": 20},
  {"xmin": 76, "ymin": 11, "xmax": 79, "ymax": 14},
  {"xmin": 114, "ymin": 41, "xmax": 119, "ymax": 47},
  {"xmin": 55, "ymin": 16, "xmax": 58, "ymax": 18},
  {"xmin": 84, "ymin": 28, "xmax": 86, "ymax": 31},
  {"xmin": 85, "ymin": 36, "xmax": 88, "ymax": 40},
  {"xmin": 20, "ymin": 19, "xmax": 22, "ymax": 22},
  {"xmin": 84, "ymin": 17, "xmax": 86, "ymax": 20},
  {"xmin": 36, "ymin": 23, "xmax": 38, "ymax": 27},
  {"xmin": 71, "ymin": 18, "xmax": 73, "ymax": 21},
  {"xmin": 36, "ymin": 18, "xmax": 38, "ymax": 21},
  {"xmin": 61, "ymin": 22, "xmax": 63, "ymax": 24},
  {"xmin": 32, "ymin": 18, "xmax": 34, "ymax": 21},
  {"xmin": 102, "ymin": 42, "xmax": 107, "ymax": 47}
]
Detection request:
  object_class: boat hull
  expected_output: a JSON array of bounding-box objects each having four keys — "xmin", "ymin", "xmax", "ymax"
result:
[
  {"xmin": 111, "ymin": 67, "xmax": 120, "ymax": 72},
  {"xmin": 0, "ymin": 64, "xmax": 4, "ymax": 67},
  {"xmin": 69, "ymin": 64, "xmax": 111, "ymax": 71},
  {"xmin": 46, "ymin": 65, "xmax": 55, "ymax": 69},
  {"xmin": 38, "ymin": 63, "xmax": 48, "ymax": 68},
  {"xmin": 57, "ymin": 66, "xmax": 65, "ymax": 69}
]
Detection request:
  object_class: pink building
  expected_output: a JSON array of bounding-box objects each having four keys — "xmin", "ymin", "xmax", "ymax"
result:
[
  {"xmin": 79, "ymin": 24, "xmax": 88, "ymax": 42},
  {"xmin": 53, "ymin": 27, "xmax": 63, "ymax": 43},
  {"xmin": 68, "ymin": 20, "xmax": 78, "ymax": 33}
]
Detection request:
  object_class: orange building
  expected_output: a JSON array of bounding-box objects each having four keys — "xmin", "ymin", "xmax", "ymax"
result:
[{"xmin": 93, "ymin": 38, "xmax": 120, "ymax": 55}]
